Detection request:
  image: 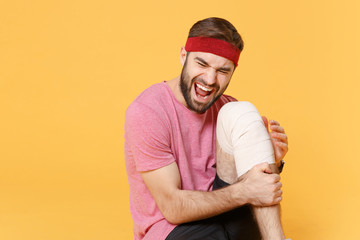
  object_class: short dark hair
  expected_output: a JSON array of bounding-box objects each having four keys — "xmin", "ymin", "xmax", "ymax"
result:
[{"xmin": 188, "ymin": 17, "xmax": 244, "ymax": 51}]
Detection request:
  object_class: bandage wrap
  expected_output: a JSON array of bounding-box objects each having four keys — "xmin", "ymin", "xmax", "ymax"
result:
[
  {"xmin": 216, "ymin": 102, "xmax": 275, "ymax": 177},
  {"xmin": 185, "ymin": 37, "xmax": 241, "ymax": 66}
]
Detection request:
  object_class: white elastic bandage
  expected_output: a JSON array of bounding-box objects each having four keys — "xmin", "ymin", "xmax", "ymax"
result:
[{"xmin": 216, "ymin": 102, "xmax": 275, "ymax": 177}]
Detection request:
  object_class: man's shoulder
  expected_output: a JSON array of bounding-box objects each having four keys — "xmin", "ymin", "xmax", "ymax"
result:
[
  {"xmin": 125, "ymin": 82, "xmax": 170, "ymax": 123},
  {"xmin": 127, "ymin": 82, "xmax": 168, "ymax": 109},
  {"xmin": 133, "ymin": 81, "xmax": 167, "ymax": 103}
]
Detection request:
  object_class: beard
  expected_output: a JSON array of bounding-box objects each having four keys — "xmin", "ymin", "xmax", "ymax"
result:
[{"xmin": 180, "ymin": 59, "xmax": 228, "ymax": 114}]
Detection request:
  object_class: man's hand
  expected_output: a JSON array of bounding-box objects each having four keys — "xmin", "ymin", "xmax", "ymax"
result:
[
  {"xmin": 236, "ymin": 162, "xmax": 283, "ymax": 207},
  {"xmin": 262, "ymin": 116, "xmax": 288, "ymax": 164}
]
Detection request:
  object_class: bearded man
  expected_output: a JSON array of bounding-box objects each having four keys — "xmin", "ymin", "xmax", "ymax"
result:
[{"xmin": 125, "ymin": 17, "xmax": 289, "ymax": 240}]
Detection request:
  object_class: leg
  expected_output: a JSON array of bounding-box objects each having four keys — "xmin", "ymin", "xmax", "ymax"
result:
[
  {"xmin": 216, "ymin": 101, "xmax": 285, "ymax": 240},
  {"xmin": 213, "ymin": 174, "xmax": 262, "ymax": 240}
]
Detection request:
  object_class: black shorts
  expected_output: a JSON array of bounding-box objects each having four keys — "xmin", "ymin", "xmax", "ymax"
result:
[{"xmin": 165, "ymin": 175, "xmax": 261, "ymax": 240}]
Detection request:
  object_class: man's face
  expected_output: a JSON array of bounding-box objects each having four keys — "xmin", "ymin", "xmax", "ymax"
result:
[{"xmin": 180, "ymin": 51, "xmax": 235, "ymax": 114}]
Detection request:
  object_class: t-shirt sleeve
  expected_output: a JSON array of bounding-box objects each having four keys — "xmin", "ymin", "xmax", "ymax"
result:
[
  {"xmin": 226, "ymin": 95, "xmax": 238, "ymax": 103},
  {"xmin": 125, "ymin": 102, "xmax": 175, "ymax": 172}
]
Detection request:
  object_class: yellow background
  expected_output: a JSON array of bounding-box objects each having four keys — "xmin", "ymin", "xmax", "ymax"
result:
[{"xmin": 1, "ymin": 0, "xmax": 359, "ymax": 239}]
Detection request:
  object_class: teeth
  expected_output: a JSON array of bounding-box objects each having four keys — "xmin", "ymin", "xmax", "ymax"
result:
[{"xmin": 196, "ymin": 83, "xmax": 212, "ymax": 92}]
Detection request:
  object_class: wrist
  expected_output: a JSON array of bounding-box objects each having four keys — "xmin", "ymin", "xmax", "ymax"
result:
[
  {"xmin": 277, "ymin": 160, "xmax": 285, "ymax": 173},
  {"xmin": 229, "ymin": 181, "xmax": 249, "ymax": 206}
]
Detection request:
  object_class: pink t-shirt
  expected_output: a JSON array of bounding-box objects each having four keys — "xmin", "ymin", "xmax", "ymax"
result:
[{"xmin": 124, "ymin": 82, "xmax": 236, "ymax": 240}]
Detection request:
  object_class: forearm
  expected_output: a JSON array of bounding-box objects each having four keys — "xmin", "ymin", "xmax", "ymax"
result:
[{"xmin": 161, "ymin": 183, "xmax": 247, "ymax": 225}]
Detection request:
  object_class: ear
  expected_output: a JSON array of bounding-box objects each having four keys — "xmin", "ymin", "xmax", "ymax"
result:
[{"xmin": 180, "ymin": 47, "xmax": 187, "ymax": 66}]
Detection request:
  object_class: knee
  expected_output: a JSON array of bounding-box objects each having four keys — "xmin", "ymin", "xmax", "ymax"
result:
[
  {"xmin": 219, "ymin": 101, "xmax": 258, "ymax": 117},
  {"xmin": 217, "ymin": 101, "xmax": 263, "ymax": 135},
  {"xmin": 216, "ymin": 101, "xmax": 263, "ymax": 153}
]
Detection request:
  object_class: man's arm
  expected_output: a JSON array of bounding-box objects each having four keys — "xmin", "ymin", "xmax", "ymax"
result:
[{"xmin": 141, "ymin": 161, "xmax": 282, "ymax": 225}]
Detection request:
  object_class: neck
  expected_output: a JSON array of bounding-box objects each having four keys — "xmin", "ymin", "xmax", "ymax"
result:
[{"xmin": 166, "ymin": 76, "xmax": 188, "ymax": 107}]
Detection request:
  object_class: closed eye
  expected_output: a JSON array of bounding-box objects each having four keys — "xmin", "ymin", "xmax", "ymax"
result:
[
  {"xmin": 197, "ymin": 61, "xmax": 207, "ymax": 67},
  {"xmin": 195, "ymin": 57, "xmax": 209, "ymax": 67},
  {"xmin": 218, "ymin": 69, "xmax": 230, "ymax": 75},
  {"xmin": 194, "ymin": 57, "xmax": 232, "ymax": 74}
]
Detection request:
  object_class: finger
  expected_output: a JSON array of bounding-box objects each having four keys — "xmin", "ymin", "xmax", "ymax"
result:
[
  {"xmin": 270, "ymin": 173, "xmax": 281, "ymax": 183},
  {"xmin": 275, "ymin": 141, "xmax": 289, "ymax": 151},
  {"xmin": 275, "ymin": 189, "xmax": 283, "ymax": 198},
  {"xmin": 274, "ymin": 188, "xmax": 283, "ymax": 196},
  {"xmin": 269, "ymin": 119, "xmax": 280, "ymax": 126},
  {"xmin": 262, "ymin": 116, "xmax": 269, "ymax": 133},
  {"xmin": 256, "ymin": 162, "xmax": 272, "ymax": 174},
  {"xmin": 271, "ymin": 182, "xmax": 282, "ymax": 194},
  {"xmin": 275, "ymin": 181, "xmax": 283, "ymax": 191},
  {"xmin": 274, "ymin": 196, "xmax": 282, "ymax": 204},
  {"xmin": 270, "ymin": 132, "xmax": 288, "ymax": 142},
  {"xmin": 270, "ymin": 125, "xmax": 285, "ymax": 133}
]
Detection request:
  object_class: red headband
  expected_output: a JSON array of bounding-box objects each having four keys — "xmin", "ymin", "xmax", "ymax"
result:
[{"xmin": 185, "ymin": 37, "xmax": 241, "ymax": 66}]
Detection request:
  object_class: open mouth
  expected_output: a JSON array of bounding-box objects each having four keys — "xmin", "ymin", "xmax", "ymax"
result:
[{"xmin": 194, "ymin": 82, "xmax": 214, "ymax": 100}]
